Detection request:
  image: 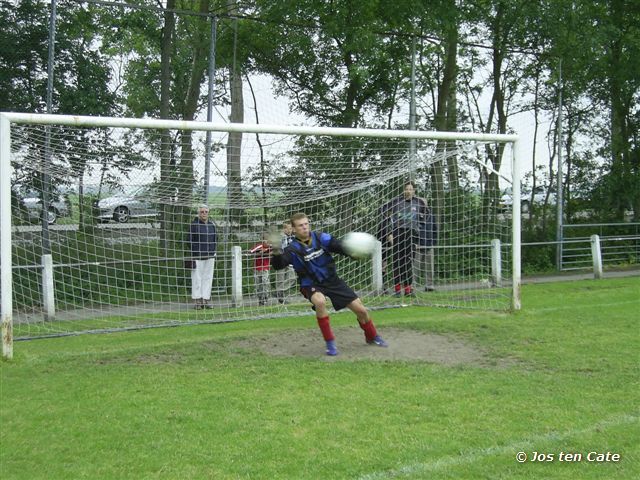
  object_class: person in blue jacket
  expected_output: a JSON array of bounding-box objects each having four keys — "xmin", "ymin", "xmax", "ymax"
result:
[
  {"xmin": 415, "ymin": 205, "xmax": 438, "ymax": 292},
  {"xmin": 189, "ymin": 205, "xmax": 217, "ymax": 309},
  {"xmin": 271, "ymin": 212, "xmax": 388, "ymax": 356}
]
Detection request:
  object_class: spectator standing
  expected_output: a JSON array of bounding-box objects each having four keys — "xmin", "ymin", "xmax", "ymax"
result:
[
  {"xmin": 380, "ymin": 181, "xmax": 429, "ymax": 297},
  {"xmin": 414, "ymin": 205, "xmax": 438, "ymax": 292},
  {"xmin": 275, "ymin": 221, "xmax": 296, "ymax": 303},
  {"xmin": 189, "ymin": 205, "xmax": 217, "ymax": 309}
]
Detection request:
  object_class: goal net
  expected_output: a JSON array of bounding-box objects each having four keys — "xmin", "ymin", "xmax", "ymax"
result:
[{"xmin": 1, "ymin": 113, "xmax": 520, "ymax": 349}]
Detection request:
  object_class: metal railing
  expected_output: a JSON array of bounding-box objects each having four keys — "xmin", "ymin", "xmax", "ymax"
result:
[{"xmin": 561, "ymin": 223, "xmax": 640, "ymax": 271}]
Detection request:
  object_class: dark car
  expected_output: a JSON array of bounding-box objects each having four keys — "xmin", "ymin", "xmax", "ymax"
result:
[{"xmin": 21, "ymin": 191, "xmax": 71, "ymax": 224}]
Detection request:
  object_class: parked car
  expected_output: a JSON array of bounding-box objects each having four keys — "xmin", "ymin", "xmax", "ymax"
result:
[
  {"xmin": 500, "ymin": 186, "xmax": 556, "ymax": 213},
  {"xmin": 21, "ymin": 191, "xmax": 70, "ymax": 224},
  {"xmin": 96, "ymin": 188, "xmax": 159, "ymax": 223}
]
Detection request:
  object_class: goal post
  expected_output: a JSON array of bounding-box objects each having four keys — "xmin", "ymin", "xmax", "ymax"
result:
[
  {"xmin": 1, "ymin": 112, "xmax": 521, "ymax": 358},
  {"xmin": 1, "ymin": 114, "xmax": 13, "ymax": 359}
]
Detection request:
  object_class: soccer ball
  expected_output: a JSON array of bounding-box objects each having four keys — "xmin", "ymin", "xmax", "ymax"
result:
[{"xmin": 341, "ymin": 232, "xmax": 377, "ymax": 259}]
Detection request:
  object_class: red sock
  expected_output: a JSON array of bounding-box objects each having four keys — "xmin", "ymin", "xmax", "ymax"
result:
[
  {"xmin": 359, "ymin": 319, "xmax": 377, "ymax": 342},
  {"xmin": 404, "ymin": 284, "xmax": 412, "ymax": 294},
  {"xmin": 394, "ymin": 284, "xmax": 401, "ymax": 293},
  {"xmin": 317, "ymin": 316, "xmax": 335, "ymax": 341}
]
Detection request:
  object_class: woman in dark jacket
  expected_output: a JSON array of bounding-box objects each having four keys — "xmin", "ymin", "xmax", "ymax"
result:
[{"xmin": 189, "ymin": 205, "xmax": 217, "ymax": 309}]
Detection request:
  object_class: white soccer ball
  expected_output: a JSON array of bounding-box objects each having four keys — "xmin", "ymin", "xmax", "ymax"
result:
[{"xmin": 341, "ymin": 232, "xmax": 377, "ymax": 259}]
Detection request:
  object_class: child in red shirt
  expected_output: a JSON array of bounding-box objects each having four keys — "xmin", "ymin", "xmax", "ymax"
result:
[{"xmin": 249, "ymin": 232, "xmax": 272, "ymax": 305}]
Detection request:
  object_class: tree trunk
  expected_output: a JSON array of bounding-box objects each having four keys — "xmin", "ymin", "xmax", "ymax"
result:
[
  {"xmin": 433, "ymin": 0, "xmax": 459, "ymax": 221},
  {"xmin": 527, "ymin": 68, "xmax": 540, "ymax": 232},
  {"xmin": 444, "ymin": 46, "xmax": 460, "ymax": 193},
  {"xmin": 178, "ymin": 0, "xmax": 210, "ymax": 237},
  {"xmin": 225, "ymin": 1, "xmax": 244, "ymax": 227},
  {"xmin": 159, "ymin": 0, "xmax": 175, "ymax": 251},
  {"xmin": 564, "ymin": 111, "xmax": 574, "ymax": 221},
  {"xmin": 484, "ymin": 1, "xmax": 508, "ymax": 223}
]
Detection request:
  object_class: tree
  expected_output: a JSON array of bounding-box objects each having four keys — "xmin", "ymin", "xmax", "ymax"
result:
[
  {"xmin": 0, "ymin": 0, "xmax": 120, "ymax": 226},
  {"xmin": 248, "ymin": 0, "xmax": 416, "ymax": 228},
  {"xmin": 249, "ymin": 0, "xmax": 414, "ymax": 129},
  {"xmin": 457, "ymin": 0, "xmax": 537, "ymax": 228},
  {"xmin": 531, "ymin": 0, "xmax": 639, "ymax": 221},
  {"xmin": 99, "ymin": 0, "xmax": 226, "ymax": 249},
  {"xmin": 413, "ymin": 0, "xmax": 462, "ymax": 217},
  {"xmin": 590, "ymin": 0, "xmax": 640, "ymax": 220}
]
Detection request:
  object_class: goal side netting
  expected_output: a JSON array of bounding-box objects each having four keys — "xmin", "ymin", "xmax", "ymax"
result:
[{"xmin": 1, "ymin": 113, "xmax": 520, "ymax": 350}]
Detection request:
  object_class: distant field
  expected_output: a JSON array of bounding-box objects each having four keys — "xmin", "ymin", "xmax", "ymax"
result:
[{"xmin": 1, "ymin": 277, "xmax": 638, "ymax": 479}]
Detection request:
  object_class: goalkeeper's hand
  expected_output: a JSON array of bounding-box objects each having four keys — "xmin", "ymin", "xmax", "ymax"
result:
[{"xmin": 267, "ymin": 230, "xmax": 282, "ymax": 254}]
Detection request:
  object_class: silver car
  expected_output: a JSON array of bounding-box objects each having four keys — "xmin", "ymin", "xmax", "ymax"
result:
[
  {"xmin": 500, "ymin": 186, "xmax": 556, "ymax": 213},
  {"xmin": 96, "ymin": 189, "xmax": 159, "ymax": 223}
]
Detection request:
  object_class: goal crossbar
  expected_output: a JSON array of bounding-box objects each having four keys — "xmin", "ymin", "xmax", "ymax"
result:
[{"xmin": 2, "ymin": 112, "xmax": 519, "ymax": 142}]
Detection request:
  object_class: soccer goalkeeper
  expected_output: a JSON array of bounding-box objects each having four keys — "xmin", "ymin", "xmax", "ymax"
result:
[{"xmin": 270, "ymin": 212, "xmax": 388, "ymax": 356}]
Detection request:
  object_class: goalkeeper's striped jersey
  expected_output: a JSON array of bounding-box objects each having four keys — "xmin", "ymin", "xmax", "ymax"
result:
[{"xmin": 272, "ymin": 231, "xmax": 347, "ymax": 287}]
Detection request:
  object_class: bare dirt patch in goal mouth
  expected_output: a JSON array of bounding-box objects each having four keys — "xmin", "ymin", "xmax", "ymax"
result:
[{"xmin": 234, "ymin": 327, "xmax": 513, "ymax": 367}]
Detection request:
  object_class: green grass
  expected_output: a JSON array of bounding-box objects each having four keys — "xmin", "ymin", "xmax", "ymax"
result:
[{"xmin": 1, "ymin": 277, "xmax": 639, "ymax": 479}]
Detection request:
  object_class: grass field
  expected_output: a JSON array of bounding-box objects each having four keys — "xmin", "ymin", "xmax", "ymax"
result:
[{"xmin": 1, "ymin": 277, "xmax": 639, "ymax": 479}]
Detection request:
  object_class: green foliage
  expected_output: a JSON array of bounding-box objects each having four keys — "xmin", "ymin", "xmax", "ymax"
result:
[
  {"xmin": 522, "ymin": 232, "xmax": 556, "ymax": 274},
  {"xmin": 250, "ymin": 0, "xmax": 414, "ymax": 127},
  {"xmin": 540, "ymin": 0, "xmax": 640, "ymax": 220},
  {"xmin": 0, "ymin": 0, "xmax": 50, "ymax": 112},
  {"xmin": 0, "ymin": 0, "xmax": 118, "ymax": 115},
  {"xmin": 3, "ymin": 0, "xmax": 638, "ymax": 251}
]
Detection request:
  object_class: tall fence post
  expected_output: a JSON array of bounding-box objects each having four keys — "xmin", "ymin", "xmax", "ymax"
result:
[
  {"xmin": 491, "ymin": 239, "xmax": 502, "ymax": 287},
  {"xmin": 42, "ymin": 254, "xmax": 56, "ymax": 320},
  {"xmin": 590, "ymin": 234, "xmax": 603, "ymax": 279},
  {"xmin": 231, "ymin": 246, "xmax": 243, "ymax": 306}
]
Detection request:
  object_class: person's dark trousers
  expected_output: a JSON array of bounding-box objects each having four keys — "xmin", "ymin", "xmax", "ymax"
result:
[{"xmin": 392, "ymin": 228, "xmax": 414, "ymax": 292}]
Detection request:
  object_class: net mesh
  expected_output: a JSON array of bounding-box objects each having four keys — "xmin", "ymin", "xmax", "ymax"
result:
[{"xmin": 6, "ymin": 122, "xmax": 514, "ymax": 339}]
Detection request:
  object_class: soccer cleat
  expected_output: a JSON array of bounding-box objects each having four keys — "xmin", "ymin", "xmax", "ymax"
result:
[
  {"xmin": 325, "ymin": 340, "xmax": 339, "ymax": 356},
  {"xmin": 424, "ymin": 286, "xmax": 435, "ymax": 292},
  {"xmin": 367, "ymin": 335, "xmax": 389, "ymax": 348}
]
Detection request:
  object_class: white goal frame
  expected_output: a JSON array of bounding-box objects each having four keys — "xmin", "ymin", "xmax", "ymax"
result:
[{"xmin": 0, "ymin": 112, "xmax": 522, "ymax": 359}]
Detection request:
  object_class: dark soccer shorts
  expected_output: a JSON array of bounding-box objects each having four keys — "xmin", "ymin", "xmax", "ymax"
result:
[{"xmin": 300, "ymin": 277, "xmax": 358, "ymax": 311}]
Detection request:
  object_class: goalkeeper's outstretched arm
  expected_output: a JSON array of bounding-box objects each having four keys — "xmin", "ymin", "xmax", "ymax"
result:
[
  {"xmin": 271, "ymin": 250, "xmax": 293, "ymax": 270},
  {"xmin": 328, "ymin": 236, "xmax": 350, "ymax": 257},
  {"xmin": 268, "ymin": 230, "xmax": 290, "ymax": 271}
]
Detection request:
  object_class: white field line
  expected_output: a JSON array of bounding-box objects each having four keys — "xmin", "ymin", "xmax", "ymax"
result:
[{"xmin": 358, "ymin": 413, "xmax": 639, "ymax": 480}]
